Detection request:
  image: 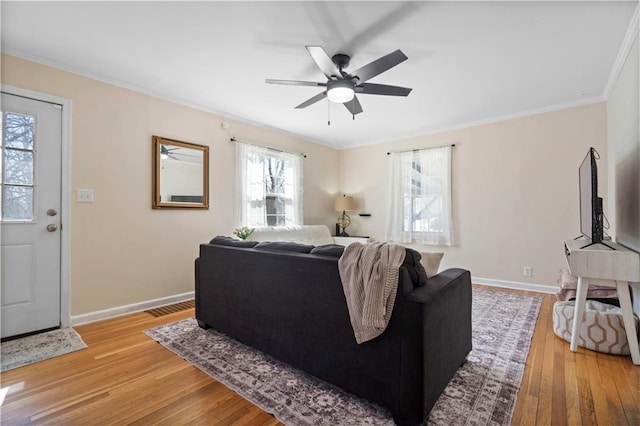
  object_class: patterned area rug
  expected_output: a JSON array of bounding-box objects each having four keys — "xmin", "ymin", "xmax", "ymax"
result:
[
  {"xmin": 145, "ymin": 288, "xmax": 541, "ymax": 425},
  {"xmin": 1, "ymin": 328, "xmax": 87, "ymax": 372}
]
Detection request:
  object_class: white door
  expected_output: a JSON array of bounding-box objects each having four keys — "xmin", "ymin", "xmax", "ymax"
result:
[{"xmin": 1, "ymin": 93, "xmax": 62, "ymax": 338}]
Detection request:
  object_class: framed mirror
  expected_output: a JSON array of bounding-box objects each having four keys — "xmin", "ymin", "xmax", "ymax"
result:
[{"xmin": 152, "ymin": 135, "xmax": 209, "ymax": 209}]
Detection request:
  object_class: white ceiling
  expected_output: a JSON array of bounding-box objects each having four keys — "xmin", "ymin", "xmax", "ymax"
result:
[{"xmin": 1, "ymin": 1, "xmax": 637, "ymax": 149}]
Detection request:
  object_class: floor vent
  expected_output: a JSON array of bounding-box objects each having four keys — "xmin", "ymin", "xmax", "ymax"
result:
[{"xmin": 145, "ymin": 300, "xmax": 195, "ymax": 317}]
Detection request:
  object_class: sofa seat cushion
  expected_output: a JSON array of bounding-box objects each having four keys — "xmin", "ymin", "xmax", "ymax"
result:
[
  {"xmin": 254, "ymin": 241, "xmax": 314, "ymax": 253},
  {"xmin": 553, "ymin": 300, "xmax": 639, "ymax": 355}
]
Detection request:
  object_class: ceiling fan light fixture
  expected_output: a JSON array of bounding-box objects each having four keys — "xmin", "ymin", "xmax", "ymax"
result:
[{"xmin": 327, "ymin": 80, "xmax": 355, "ymax": 103}]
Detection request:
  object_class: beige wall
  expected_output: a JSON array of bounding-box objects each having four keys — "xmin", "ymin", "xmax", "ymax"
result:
[
  {"xmin": 340, "ymin": 103, "xmax": 608, "ymax": 288},
  {"xmin": 0, "ymin": 52, "xmax": 617, "ymax": 312},
  {"xmin": 1, "ymin": 54, "xmax": 340, "ymax": 316}
]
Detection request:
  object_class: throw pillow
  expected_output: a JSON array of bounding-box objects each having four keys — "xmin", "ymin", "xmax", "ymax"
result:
[
  {"xmin": 419, "ymin": 252, "xmax": 444, "ymax": 278},
  {"xmin": 210, "ymin": 236, "xmax": 259, "ymax": 248},
  {"xmin": 404, "ymin": 248, "xmax": 428, "ymax": 287}
]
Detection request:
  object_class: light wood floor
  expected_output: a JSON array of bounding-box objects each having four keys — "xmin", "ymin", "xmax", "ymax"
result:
[{"xmin": 1, "ymin": 286, "xmax": 638, "ymax": 425}]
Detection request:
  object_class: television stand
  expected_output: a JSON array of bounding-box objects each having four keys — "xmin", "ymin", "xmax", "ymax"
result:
[{"xmin": 564, "ymin": 239, "xmax": 640, "ymax": 365}]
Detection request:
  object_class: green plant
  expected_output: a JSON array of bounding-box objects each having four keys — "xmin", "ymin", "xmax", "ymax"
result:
[{"xmin": 233, "ymin": 226, "xmax": 254, "ymax": 240}]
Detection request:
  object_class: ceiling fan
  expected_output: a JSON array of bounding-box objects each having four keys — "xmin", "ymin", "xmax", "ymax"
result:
[
  {"xmin": 160, "ymin": 145, "xmax": 199, "ymax": 161},
  {"xmin": 266, "ymin": 46, "xmax": 412, "ymax": 118}
]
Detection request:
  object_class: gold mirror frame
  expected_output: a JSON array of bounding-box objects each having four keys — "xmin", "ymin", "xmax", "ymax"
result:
[{"xmin": 152, "ymin": 135, "xmax": 209, "ymax": 209}]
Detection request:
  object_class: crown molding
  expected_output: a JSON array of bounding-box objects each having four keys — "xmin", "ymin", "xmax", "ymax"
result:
[
  {"xmin": 340, "ymin": 96, "xmax": 605, "ymax": 150},
  {"xmin": 603, "ymin": 2, "xmax": 639, "ymax": 99},
  {"xmin": 1, "ymin": 49, "xmax": 340, "ymax": 150},
  {"xmin": 0, "ymin": 46, "xmax": 614, "ymax": 152}
]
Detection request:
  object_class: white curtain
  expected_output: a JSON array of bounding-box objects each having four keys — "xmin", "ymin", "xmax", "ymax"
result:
[
  {"xmin": 386, "ymin": 145, "xmax": 453, "ymax": 246},
  {"xmin": 386, "ymin": 150, "xmax": 414, "ymax": 243},
  {"xmin": 236, "ymin": 142, "xmax": 303, "ymax": 227}
]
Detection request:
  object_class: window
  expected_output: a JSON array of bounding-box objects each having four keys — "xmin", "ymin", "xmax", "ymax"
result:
[
  {"xmin": 386, "ymin": 146, "xmax": 452, "ymax": 245},
  {"xmin": 1, "ymin": 112, "xmax": 36, "ymax": 221},
  {"xmin": 236, "ymin": 142, "xmax": 303, "ymax": 227}
]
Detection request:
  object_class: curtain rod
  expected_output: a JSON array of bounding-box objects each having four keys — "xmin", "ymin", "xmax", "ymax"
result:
[
  {"xmin": 230, "ymin": 137, "xmax": 307, "ymax": 158},
  {"xmin": 386, "ymin": 143, "xmax": 455, "ymax": 155}
]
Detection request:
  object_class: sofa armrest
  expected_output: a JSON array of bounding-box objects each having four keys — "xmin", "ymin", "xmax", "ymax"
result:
[
  {"xmin": 405, "ymin": 268, "xmax": 471, "ymax": 303},
  {"xmin": 396, "ymin": 268, "xmax": 472, "ymax": 424}
]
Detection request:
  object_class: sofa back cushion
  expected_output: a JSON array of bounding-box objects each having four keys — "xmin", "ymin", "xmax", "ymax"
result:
[
  {"xmin": 254, "ymin": 241, "xmax": 314, "ymax": 253},
  {"xmin": 310, "ymin": 244, "xmax": 345, "ymax": 258},
  {"xmin": 210, "ymin": 236, "xmax": 259, "ymax": 248}
]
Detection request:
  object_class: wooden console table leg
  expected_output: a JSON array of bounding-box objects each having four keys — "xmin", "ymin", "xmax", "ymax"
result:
[
  {"xmin": 616, "ymin": 280, "xmax": 640, "ymax": 365},
  {"xmin": 570, "ymin": 276, "xmax": 589, "ymax": 352}
]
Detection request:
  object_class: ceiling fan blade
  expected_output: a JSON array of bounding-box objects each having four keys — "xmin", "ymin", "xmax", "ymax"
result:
[
  {"xmin": 343, "ymin": 95, "xmax": 363, "ymax": 116},
  {"xmin": 161, "ymin": 145, "xmax": 179, "ymax": 154},
  {"xmin": 356, "ymin": 83, "xmax": 412, "ymax": 96},
  {"xmin": 295, "ymin": 91, "xmax": 328, "ymax": 109},
  {"xmin": 340, "ymin": 3, "xmax": 419, "ymax": 55},
  {"xmin": 266, "ymin": 79, "xmax": 327, "ymax": 87},
  {"xmin": 306, "ymin": 46, "xmax": 342, "ymax": 79},
  {"xmin": 173, "ymin": 152, "xmax": 200, "ymax": 158},
  {"xmin": 349, "ymin": 49, "xmax": 408, "ymax": 83}
]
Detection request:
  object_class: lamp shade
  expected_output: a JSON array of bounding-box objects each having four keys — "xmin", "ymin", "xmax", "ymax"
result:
[{"xmin": 335, "ymin": 195, "xmax": 355, "ymax": 212}]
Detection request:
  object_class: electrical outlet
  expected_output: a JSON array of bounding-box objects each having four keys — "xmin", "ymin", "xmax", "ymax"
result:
[
  {"xmin": 77, "ymin": 189, "xmax": 94, "ymax": 203},
  {"xmin": 523, "ymin": 266, "xmax": 533, "ymax": 277}
]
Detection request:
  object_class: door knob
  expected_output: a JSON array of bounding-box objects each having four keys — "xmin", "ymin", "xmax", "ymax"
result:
[
  {"xmin": 47, "ymin": 209, "xmax": 58, "ymax": 216},
  {"xmin": 46, "ymin": 224, "xmax": 58, "ymax": 232}
]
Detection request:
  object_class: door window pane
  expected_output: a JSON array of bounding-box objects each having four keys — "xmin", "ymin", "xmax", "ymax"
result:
[
  {"xmin": 4, "ymin": 149, "xmax": 33, "ymax": 185},
  {"xmin": 3, "ymin": 186, "xmax": 34, "ymax": 221},
  {"xmin": 4, "ymin": 113, "xmax": 35, "ymax": 149},
  {"xmin": 2, "ymin": 111, "xmax": 36, "ymax": 221}
]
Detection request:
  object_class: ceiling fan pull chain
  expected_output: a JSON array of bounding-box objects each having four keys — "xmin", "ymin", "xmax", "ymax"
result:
[{"xmin": 327, "ymin": 99, "xmax": 331, "ymax": 126}]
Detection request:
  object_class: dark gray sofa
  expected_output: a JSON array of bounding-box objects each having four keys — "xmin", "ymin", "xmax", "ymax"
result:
[{"xmin": 195, "ymin": 237, "xmax": 472, "ymax": 425}]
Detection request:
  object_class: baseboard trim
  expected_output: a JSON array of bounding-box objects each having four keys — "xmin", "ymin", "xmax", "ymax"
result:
[
  {"xmin": 472, "ymin": 277, "xmax": 557, "ymax": 295},
  {"xmin": 70, "ymin": 279, "xmax": 554, "ymax": 326},
  {"xmin": 70, "ymin": 292, "xmax": 195, "ymax": 326}
]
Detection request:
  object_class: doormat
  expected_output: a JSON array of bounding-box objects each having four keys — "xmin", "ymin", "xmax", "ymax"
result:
[
  {"xmin": 145, "ymin": 288, "xmax": 542, "ymax": 425},
  {"xmin": 1, "ymin": 328, "xmax": 87, "ymax": 372}
]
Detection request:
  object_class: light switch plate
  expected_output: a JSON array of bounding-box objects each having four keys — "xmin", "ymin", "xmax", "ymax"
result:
[{"xmin": 77, "ymin": 189, "xmax": 94, "ymax": 203}]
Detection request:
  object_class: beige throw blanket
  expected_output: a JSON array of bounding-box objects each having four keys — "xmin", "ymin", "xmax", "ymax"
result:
[{"xmin": 338, "ymin": 242, "xmax": 406, "ymax": 344}]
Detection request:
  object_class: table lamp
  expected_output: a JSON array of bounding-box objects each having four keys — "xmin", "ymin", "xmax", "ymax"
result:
[{"xmin": 335, "ymin": 195, "xmax": 355, "ymax": 237}]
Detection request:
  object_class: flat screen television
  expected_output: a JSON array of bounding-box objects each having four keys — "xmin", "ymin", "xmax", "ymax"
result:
[{"xmin": 578, "ymin": 147, "xmax": 611, "ymax": 249}]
